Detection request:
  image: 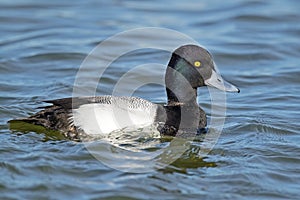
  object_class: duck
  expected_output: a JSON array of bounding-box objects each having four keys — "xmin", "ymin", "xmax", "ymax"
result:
[{"xmin": 9, "ymin": 44, "xmax": 239, "ymax": 140}]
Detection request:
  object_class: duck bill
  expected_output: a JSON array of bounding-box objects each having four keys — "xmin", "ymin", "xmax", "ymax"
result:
[{"xmin": 204, "ymin": 70, "xmax": 240, "ymax": 93}]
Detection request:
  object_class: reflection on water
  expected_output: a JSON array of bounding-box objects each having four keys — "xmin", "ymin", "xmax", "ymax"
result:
[{"xmin": 1, "ymin": 0, "xmax": 300, "ymax": 199}]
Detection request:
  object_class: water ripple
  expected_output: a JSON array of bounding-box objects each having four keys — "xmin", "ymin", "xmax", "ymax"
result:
[{"xmin": 1, "ymin": 0, "xmax": 300, "ymax": 199}]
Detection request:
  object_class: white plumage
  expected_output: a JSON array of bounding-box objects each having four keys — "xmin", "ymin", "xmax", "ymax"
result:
[{"xmin": 72, "ymin": 97, "xmax": 158, "ymax": 135}]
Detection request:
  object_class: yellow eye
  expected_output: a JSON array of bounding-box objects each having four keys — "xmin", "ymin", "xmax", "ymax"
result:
[{"xmin": 194, "ymin": 61, "xmax": 201, "ymax": 67}]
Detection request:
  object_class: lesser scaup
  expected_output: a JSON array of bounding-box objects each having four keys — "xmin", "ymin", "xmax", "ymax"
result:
[{"xmin": 9, "ymin": 44, "xmax": 239, "ymax": 140}]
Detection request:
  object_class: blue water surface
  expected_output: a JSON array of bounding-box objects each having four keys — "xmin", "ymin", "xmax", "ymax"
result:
[{"xmin": 1, "ymin": 0, "xmax": 300, "ymax": 199}]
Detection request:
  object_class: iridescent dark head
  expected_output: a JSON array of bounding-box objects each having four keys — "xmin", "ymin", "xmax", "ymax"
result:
[{"xmin": 167, "ymin": 44, "xmax": 240, "ymax": 92}]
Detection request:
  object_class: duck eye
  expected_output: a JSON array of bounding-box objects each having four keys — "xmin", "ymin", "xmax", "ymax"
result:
[{"xmin": 194, "ymin": 61, "xmax": 201, "ymax": 67}]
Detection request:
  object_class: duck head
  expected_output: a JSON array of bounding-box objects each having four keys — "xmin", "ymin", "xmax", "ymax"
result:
[{"xmin": 165, "ymin": 44, "xmax": 239, "ymax": 104}]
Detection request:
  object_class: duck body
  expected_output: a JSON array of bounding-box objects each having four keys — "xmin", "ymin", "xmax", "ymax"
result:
[
  {"xmin": 9, "ymin": 44, "xmax": 239, "ymax": 140},
  {"xmin": 14, "ymin": 96, "xmax": 206, "ymax": 140}
]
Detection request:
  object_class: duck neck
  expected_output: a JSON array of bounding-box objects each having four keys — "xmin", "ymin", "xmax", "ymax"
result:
[
  {"xmin": 165, "ymin": 66, "xmax": 198, "ymax": 106},
  {"xmin": 166, "ymin": 87, "xmax": 197, "ymax": 106}
]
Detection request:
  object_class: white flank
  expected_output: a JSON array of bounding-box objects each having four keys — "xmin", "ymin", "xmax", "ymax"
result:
[{"xmin": 72, "ymin": 98, "xmax": 157, "ymax": 135}]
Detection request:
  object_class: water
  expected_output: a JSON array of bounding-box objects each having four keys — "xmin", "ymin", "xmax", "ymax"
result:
[{"xmin": 1, "ymin": 0, "xmax": 300, "ymax": 199}]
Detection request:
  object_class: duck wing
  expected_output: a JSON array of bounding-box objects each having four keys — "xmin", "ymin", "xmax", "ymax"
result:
[{"xmin": 9, "ymin": 96, "xmax": 162, "ymax": 139}]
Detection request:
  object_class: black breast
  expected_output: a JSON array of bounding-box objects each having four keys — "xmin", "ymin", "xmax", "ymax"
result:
[{"xmin": 156, "ymin": 104, "xmax": 207, "ymax": 136}]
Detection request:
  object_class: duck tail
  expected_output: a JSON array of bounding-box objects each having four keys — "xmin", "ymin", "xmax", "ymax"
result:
[{"xmin": 8, "ymin": 117, "xmax": 50, "ymax": 129}]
